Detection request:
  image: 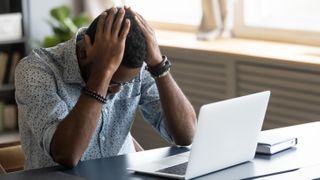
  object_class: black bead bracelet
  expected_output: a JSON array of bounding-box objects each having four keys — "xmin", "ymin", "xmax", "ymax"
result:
[{"xmin": 82, "ymin": 87, "xmax": 107, "ymax": 104}]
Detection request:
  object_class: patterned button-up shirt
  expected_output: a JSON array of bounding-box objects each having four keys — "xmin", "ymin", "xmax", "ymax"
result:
[{"xmin": 15, "ymin": 28, "xmax": 173, "ymax": 170}]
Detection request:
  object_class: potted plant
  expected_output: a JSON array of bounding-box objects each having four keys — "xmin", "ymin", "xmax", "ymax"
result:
[{"xmin": 43, "ymin": 5, "xmax": 90, "ymax": 47}]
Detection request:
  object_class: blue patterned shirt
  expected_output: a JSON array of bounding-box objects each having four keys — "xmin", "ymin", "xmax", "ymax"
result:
[{"xmin": 15, "ymin": 28, "xmax": 173, "ymax": 170}]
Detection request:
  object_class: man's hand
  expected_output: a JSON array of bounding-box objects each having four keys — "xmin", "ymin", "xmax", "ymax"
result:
[
  {"xmin": 83, "ymin": 7, "xmax": 131, "ymax": 79},
  {"xmin": 126, "ymin": 7, "xmax": 162, "ymax": 67}
]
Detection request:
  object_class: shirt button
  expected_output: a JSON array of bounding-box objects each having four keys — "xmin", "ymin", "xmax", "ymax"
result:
[{"xmin": 101, "ymin": 136, "xmax": 105, "ymax": 141}]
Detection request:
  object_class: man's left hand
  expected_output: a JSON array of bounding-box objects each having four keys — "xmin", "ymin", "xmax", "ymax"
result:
[{"xmin": 126, "ymin": 7, "xmax": 163, "ymax": 67}]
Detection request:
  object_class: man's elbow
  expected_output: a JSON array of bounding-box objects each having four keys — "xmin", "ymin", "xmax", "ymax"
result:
[
  {"xmin": 175, "ymin": 129, "xmax": 195, "ymax": 146},
  {"xmin": 51, "ymin": 144, "xmax": 80, "ymax": 168},
  {"xmin": 176, "ymin": 120, "xmax": 196, "ymax": 146},
  {"xmin": 175, "ymin": 138, "xmax": 193, "ymax": 146},
  {"xmin": 53, "ymin": 153, "xmax": 80, "ymax": 168}
]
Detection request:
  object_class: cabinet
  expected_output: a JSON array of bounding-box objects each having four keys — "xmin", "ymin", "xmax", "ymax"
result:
[{"xmin": 0, "ymin": 0, "xmax": 28, "ymax": 138}]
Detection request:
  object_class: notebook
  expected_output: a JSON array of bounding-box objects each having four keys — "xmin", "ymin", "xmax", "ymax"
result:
[{"xmin": 256, "ymin": 134, "xmax": 298, "ymax": 155}]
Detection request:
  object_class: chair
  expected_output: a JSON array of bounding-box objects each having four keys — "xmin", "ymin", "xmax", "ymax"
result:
[{"xmin": 0, "ymin": 144, "xmax": 25, "ymax": 173}]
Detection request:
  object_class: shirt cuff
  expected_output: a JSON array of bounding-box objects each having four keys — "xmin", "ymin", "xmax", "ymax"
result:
[{"xmin": 43, "ymin": 122, "xmax": 59, "ymax": 159}]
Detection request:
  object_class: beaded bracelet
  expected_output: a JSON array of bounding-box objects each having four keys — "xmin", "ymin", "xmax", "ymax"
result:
[{"xmin": 82, "ymin": 87, "xmax": 107, "ymax": 104}]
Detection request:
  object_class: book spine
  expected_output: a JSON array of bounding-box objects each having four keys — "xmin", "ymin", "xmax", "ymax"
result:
[
  {"xmin": 8, "ymin": 52, "xmax": 20, "ymax": 84},
  {"xmin": 0, "ymin": 101, "xmax": 4, "ymax": 132},
  {"xmin": 0, "ymin": 52, "xmax": 9, "ymax": 85},
  {"xmin": 3, "ymin": 104, "xmax": 17, "ymax": 130}
]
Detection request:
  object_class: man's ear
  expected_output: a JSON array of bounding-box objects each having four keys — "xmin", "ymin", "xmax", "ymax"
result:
[
  {"xmin": 82, "ymin": 47, "xmax": 87, "ymax": 60},
  {"xmin": 81, "ymin": 34, "xmax": 93, "ymax": 60},
  {"xmin": 77, "ymin": 42, "xmax": 87, "ymax": 60}
]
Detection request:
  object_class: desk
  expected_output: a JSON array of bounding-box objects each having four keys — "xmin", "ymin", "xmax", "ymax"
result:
[{"xmin": 1, "ymin": 122, "xmax": 320, "ymax": 179}]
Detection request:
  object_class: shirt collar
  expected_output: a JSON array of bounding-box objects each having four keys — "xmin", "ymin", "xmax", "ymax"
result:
[{"xmin": 62, "ymin": 27, "xmax": 87, "ymax": 85}]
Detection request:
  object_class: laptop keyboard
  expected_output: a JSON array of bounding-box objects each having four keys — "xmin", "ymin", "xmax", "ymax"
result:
[{"xmin": 156, "ymin": 162, "xmax": 188, "ymax": 175}]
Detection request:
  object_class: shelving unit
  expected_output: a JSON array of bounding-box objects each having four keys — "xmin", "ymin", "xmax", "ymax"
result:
[{"xmin": 0, "ymin": 0, "xmax": 29, "ymax": 143}]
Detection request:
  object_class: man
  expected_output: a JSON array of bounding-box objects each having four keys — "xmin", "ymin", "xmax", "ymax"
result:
[{"xmin": 15, "ymin": 7, "xmax": 196, "ymax": 169}]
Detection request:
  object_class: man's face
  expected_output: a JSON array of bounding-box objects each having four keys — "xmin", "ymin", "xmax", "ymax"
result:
[
  {"xmin": 77, "ymin": 44, "xmax": 141, "ymax": 94},
  {"xmin": 107, "ymin": 65, "xmax": 141, "ymax": 94}
]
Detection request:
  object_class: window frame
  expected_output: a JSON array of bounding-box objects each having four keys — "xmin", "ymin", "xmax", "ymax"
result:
[{"xmin": 233, "ymin": 0, "xmax": 320, "ymax": 46}]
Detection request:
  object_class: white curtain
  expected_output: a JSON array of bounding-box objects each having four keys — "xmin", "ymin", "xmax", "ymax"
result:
[{"xmin": 198, "ymin": 0, "xmax": 233, "ymax": 40}]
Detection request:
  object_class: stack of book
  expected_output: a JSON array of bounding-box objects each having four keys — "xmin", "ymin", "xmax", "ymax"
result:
[
  {"xmin": 0, "ymin": 51, "xmax": 20, "ymax": 85},
  {"xmin": 0, "ymin": 102, "xmax": 17, "ymax": 131}
]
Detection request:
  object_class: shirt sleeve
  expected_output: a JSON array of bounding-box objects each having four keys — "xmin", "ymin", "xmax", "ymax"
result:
[
  {"xmin": 138, "ymin": 67, "xmax": 174, "ymax": 144},
  {"xmin": 15, "ymin": 57, "xmax": 69, "ymax": 159}
]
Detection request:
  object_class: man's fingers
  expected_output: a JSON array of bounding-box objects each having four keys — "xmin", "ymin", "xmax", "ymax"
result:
[
  {"xmin": 120, "ymin": 19, "xmax": 131, "ymax": 40},
  {"xmin": 135, "ymin": 14, "xmax": 154, "ymax": 33},
  {"xmin": 96, "ymin": 12, "xmax": 107, "ymax": 36},
  {"xmin": 134, "ymin": 15, "xmax": 148, "ymax": 34},
  {"xmin": 137, "ymin": 13, "xmax": 148, "ymax": 26},
  {"xmin": 112, "ymin": 8, "xmax": 125, "ymax": 35},
  {"xmin": 105, "ymin": 7, "xmax": 117, "ymax": 34},
  {"xmin": 125, "ymin": 6, "xmax": 137, "ymax": 16}
]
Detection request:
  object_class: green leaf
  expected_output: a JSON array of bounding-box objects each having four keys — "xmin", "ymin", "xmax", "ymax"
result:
[
  {"xmin": 43, "ymin": 5, "xmax": 90, "ymax": 47},
  {"xmin": 44, "ymin": 36, "xmax": 60, "ymax": 47},
  {"xmin": 63, "ymin": 18, "xmax": 78, "ymax": 33},
  {"xmin": 50, "ymin": 5, "xmax": 70, "ymax": 22},
  {"xmin": 73, "ymin": 14, "xmax": 90, "ymax": 27},
  {"xmin": 52, "ymin": 26, "xmax": 69, "ymax": 35}
]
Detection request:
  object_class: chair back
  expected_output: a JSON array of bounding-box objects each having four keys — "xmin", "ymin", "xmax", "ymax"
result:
[{"xmin": 0, "ymin": 144, "xmax": 25, "ymax": 173}]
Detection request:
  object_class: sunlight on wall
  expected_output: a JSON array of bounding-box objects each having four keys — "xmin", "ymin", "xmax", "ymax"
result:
[{"xmin": 125, "ymin": 0, "xmax": 202, "ymax": 26}]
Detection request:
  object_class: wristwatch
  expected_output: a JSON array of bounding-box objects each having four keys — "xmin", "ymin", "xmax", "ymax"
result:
[{"xmin": 146, "ymin": 55, "xmax": 172, "ymax": 79}]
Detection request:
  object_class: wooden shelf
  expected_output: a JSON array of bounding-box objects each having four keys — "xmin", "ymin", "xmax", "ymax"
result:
[
  {"xmin": 0, "ymin": 84, "xmax": 14, "ymax": 91},
  {"xmin": 0, "ymin": 131, "xmax": 20, "ymax": 148},
  {"xmin": 0, "ymin": 38, "xmax": 25, "ymax": 46}
]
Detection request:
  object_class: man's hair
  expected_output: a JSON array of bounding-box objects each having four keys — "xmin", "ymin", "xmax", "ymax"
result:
[{"xmin": 85, "ymin": 8, "xmax": 146, "ymax": 68}]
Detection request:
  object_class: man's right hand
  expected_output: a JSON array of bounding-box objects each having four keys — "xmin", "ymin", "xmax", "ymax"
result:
[{"xmin": 83, "ymin": 7, "xmax": 131, "ymax": 81}]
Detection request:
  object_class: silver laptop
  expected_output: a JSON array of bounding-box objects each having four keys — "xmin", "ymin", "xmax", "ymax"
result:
[{"xmin": 128, "ymin": 91, "xmax": 270, "ymax": 179}]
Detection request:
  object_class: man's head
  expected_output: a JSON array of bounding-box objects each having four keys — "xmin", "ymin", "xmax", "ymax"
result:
[
  {"xmin": 85, "ymin": 7, "xmax": 147, "ymax": 68},
  {"xmin": 82, "ymin": 7, "xmax": 147, "ymax": 94}
]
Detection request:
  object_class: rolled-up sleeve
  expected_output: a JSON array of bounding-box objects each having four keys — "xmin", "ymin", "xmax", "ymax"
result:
[
  {"xmin": 138, "ymin": 68, "xmax": 174, "ymax": 144},
  {"xmin": 15, "ymin": 58, "xmax": 68, "ymax": 159}
]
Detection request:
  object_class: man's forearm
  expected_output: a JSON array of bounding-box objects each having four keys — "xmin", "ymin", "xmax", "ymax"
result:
[
  {"xmin": 50, "ymin": 73, "xmax": 111, "ymax": 167},
  {"xmin": 155, "ymin": 73, "xmax": 196, "ymax": 146}
]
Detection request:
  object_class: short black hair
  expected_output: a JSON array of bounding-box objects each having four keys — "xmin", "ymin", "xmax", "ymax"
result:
[{"xmin": 86, "ymin": 8, "xmax": 146, "ymax": 68}]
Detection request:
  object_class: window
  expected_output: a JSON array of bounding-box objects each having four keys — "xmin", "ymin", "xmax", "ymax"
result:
[
  {"xmin": 243, "ymin": 0, "xmax": 320, "ymax": 32},
  {"xmin": 125, "ymin": 0, "xmax": 202, "ymax": 31},
  {"xmin": 234, "ymin": 0, "xmax": 320, "ymax": 46}
]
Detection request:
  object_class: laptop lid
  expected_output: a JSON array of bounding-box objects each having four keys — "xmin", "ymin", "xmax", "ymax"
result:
[
  {"xmin": 128, "ymin": 91, "xmax": 270, "ymax": 179},
  {"xmin": 185, "ymin": 91, "xmax": 270, "ymax": 179}
]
